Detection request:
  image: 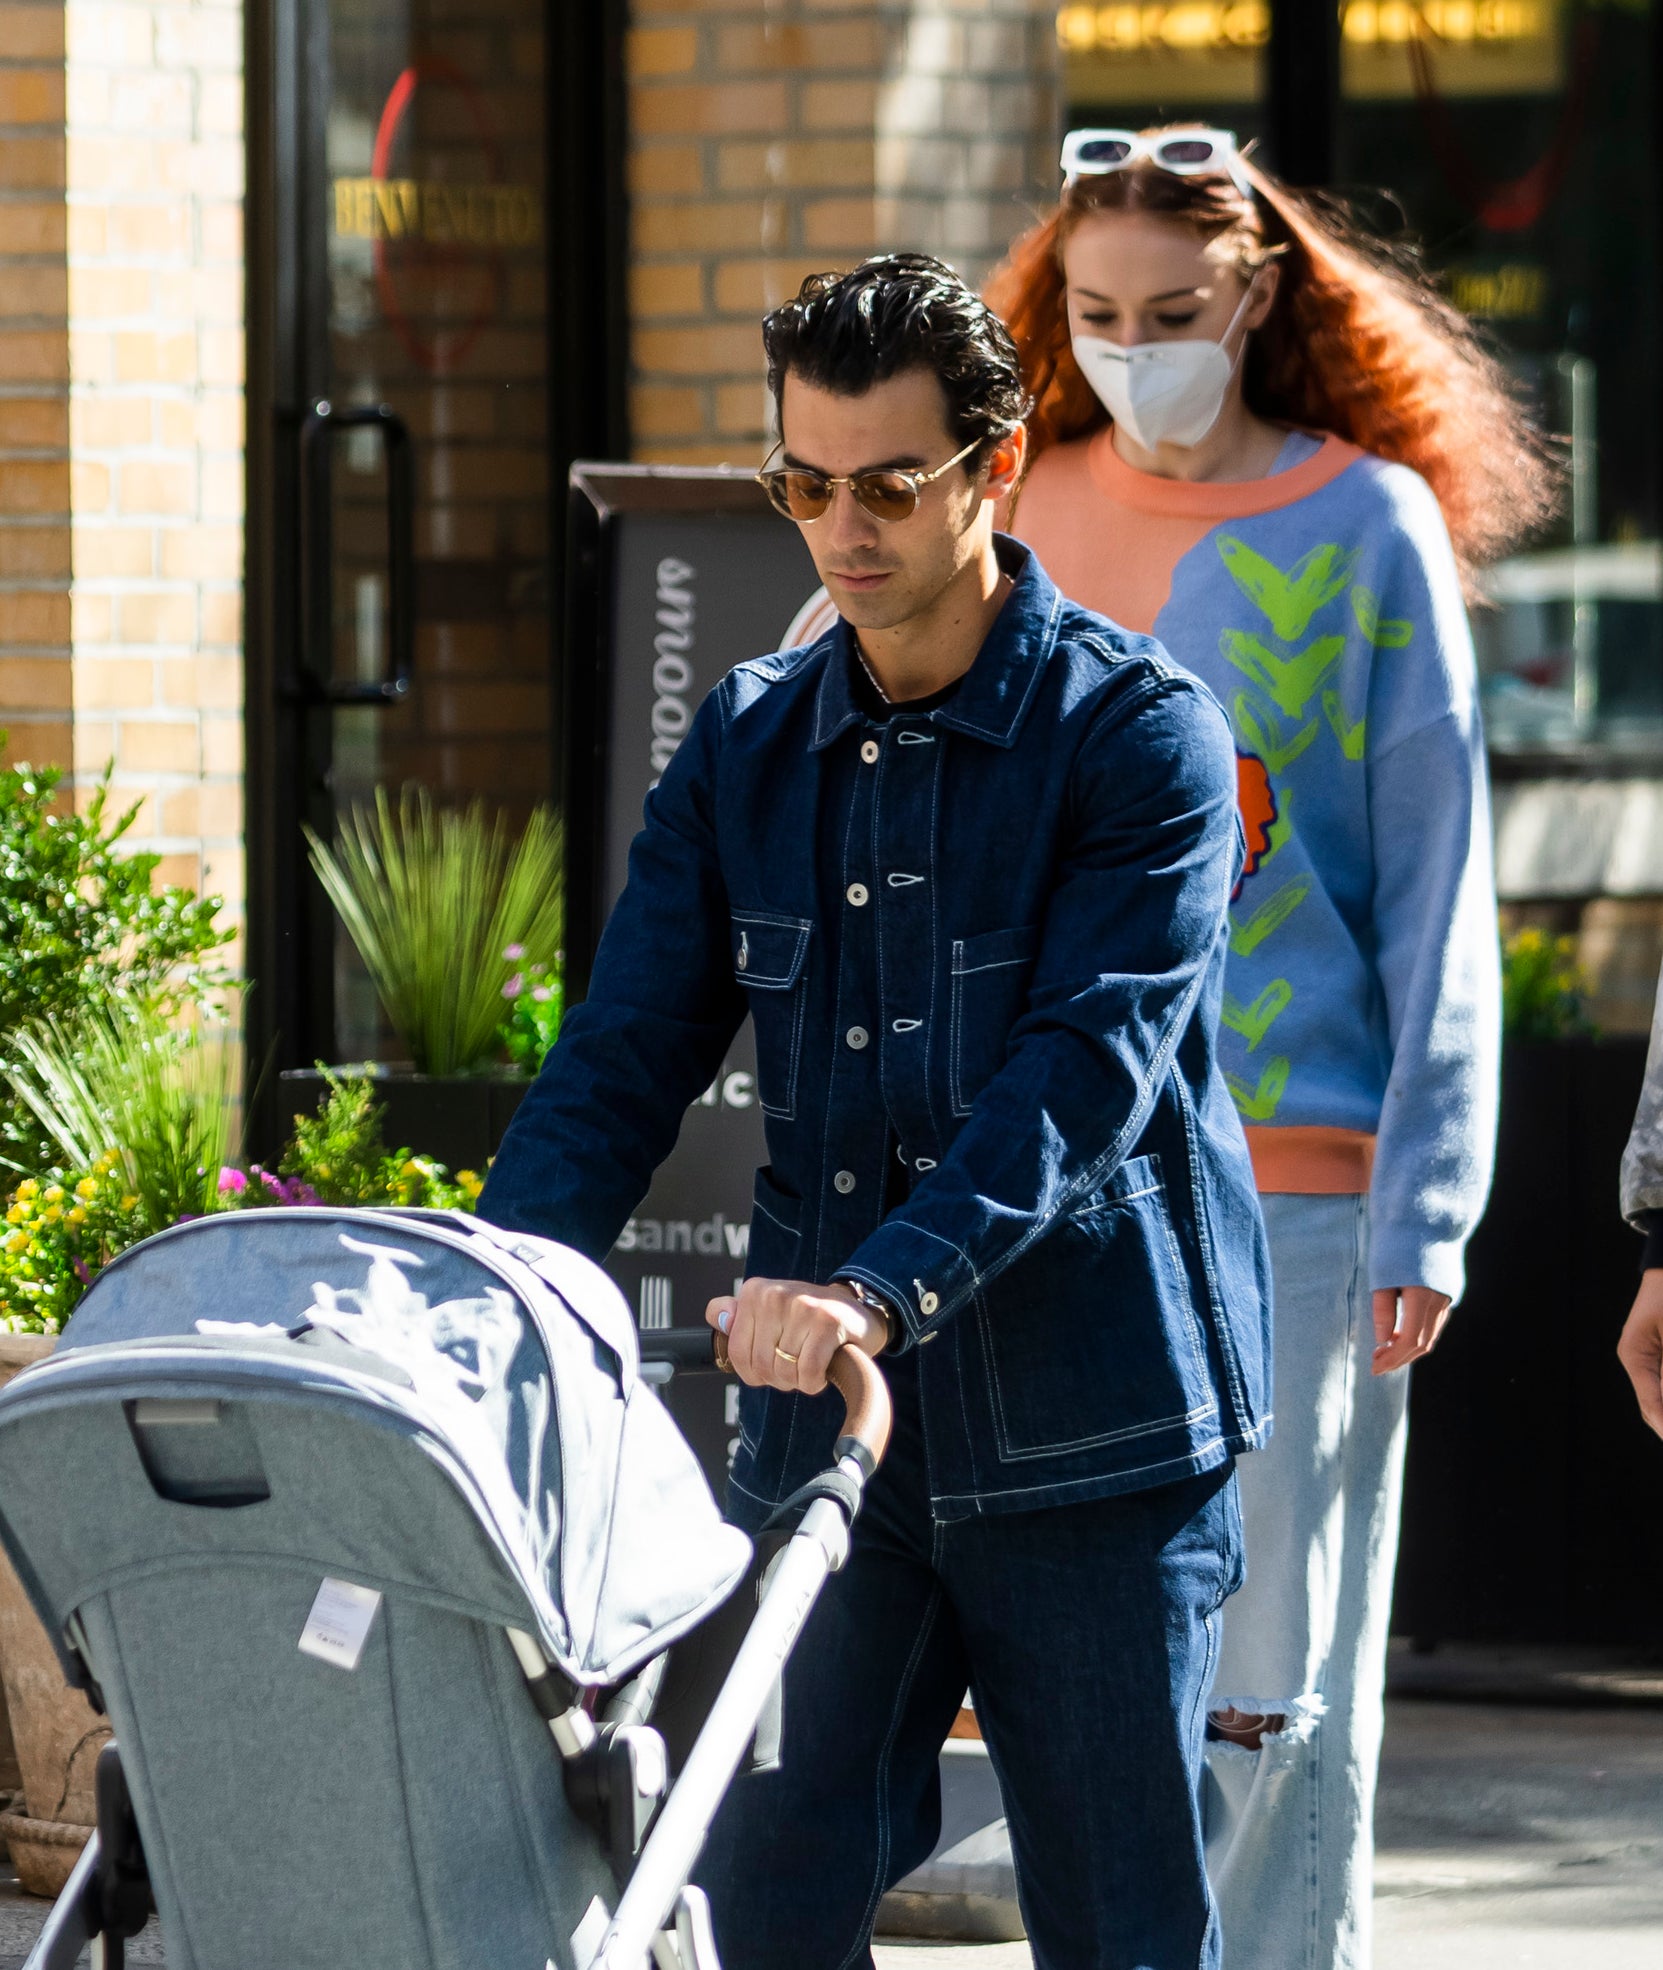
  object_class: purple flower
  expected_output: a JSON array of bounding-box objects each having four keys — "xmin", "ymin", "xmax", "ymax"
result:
[
  {"xmin": 502, "ymin": 974, "xmax": 524, "ymax": 1000},
  {"xmin": 503, "ymin": 943, "xmax": 525, "ymax": 961},
  {"xmin": 531, "ymin": 985, "xmax": 553, "ymax": 1002},
  {"xmin": 218, "ymin": 1166, "xmax": 247, "ymax": 1195},
  {"xmin": 72, "ymin": 1258, "xmax": 92, "ymax": 1284},
  {"xmin": 257, "ymin": 1168, "xmax": 286, "ymax": 1195}
]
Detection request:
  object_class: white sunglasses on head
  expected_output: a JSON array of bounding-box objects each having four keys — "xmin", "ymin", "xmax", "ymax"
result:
[{"xmin": 1060, "ymin": 128, "xmax": 1253, "ymax": 198}]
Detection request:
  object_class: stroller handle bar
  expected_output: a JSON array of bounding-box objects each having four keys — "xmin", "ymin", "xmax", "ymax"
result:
[
  {"xmin": 638, "ymin": 1327, "xmax": 892, "ymax": 1475},
  {"xmin": 824, "ymin": 1344, "xmax": 892, "ymax": 1474}
]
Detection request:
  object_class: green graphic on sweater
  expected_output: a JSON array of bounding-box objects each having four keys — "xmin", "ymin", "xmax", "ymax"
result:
[
  {"xmin": 1222, "ymin": 978, "xmax": 1294, "ymax": 1052},
  {"xmin": 1264, "ymin": 788, "xmax": 1295, "ymax": 865},
  {"xmin": 1321, "ymin": 690, "xmax": 1367, "ymax": 761},
  {"xmin": 1233, "ymin": 693, "xmax": 1319, "ymax": 775},
  {"xmin": 1350, "ymin": 585, "xmax": 1413, "ymax": 648},
  {"xmin": 1221, "ymin": 630, "xmax": 1345, "ymax": 720},
  {"xmin": 1226, "ymin": 1055, "xmax": 1291, "ymax": 1121},
  {"xmin": 1229, "ymin": 876, "xmax": 1311, "ymax": 956},
  {"xmin": 1218, "ymin": 537, "xmax": 1360, "ymax": 642}
]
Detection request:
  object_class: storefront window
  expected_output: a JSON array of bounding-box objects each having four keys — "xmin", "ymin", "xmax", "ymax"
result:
[
  {"xmin": 1059, "ymin": 2, "xmax": 1268, "ymax": 142},
  {"xmin": 1337, "ymin": 0, "xmax": 1662, "ymax": 749}
]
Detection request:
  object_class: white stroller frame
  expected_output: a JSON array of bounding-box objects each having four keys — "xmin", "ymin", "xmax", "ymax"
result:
[{"xmin": 0, "ymin": 1213, "xmax": 891, "ymax": 1970}]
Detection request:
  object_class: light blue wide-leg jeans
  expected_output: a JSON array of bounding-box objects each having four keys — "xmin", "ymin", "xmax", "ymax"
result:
[{"xmin": 1203, "ymin": 1193, "xmax": 1409, "ymax": 1970}]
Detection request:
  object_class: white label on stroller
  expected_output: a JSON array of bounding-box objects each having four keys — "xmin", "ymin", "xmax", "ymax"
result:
[{"xmin": 298, "ymin": 1578, "xmax": 382, "ymax": 1671}]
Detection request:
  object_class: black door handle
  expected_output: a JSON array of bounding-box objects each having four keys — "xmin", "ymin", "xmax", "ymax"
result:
[{"xmin": 298, "ymin": 399, "xmax": 415, "ymax": 704}]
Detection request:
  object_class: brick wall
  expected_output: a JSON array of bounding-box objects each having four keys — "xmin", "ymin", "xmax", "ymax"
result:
[
  {"xmin": 0, "ymin": 0, "xmax": 245, "ymax": 964},
  {"xmin": 627, "ymin": 0, "xmax": 1061, "ymax": 466},
  {"xmin": 0, "ymin": 3, "xmax": 72, "ymax": 768}
]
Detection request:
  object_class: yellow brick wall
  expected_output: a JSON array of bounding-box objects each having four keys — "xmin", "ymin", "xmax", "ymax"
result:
[
  {"xmin": 0, "ymin": 0, "xmax": 245, "ymax": 967},
  {"xmin": 0, "ymin": 3, "xmax": 73, "ymax": 767},
  {"xmin": 627, "ymin": 0, "xmax": 1061, "ymax": 466}
]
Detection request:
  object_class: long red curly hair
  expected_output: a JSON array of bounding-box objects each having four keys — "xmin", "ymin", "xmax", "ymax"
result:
[{"xmin": 985, "ymin": 136, "xmax": 1559, "ymax": 582}]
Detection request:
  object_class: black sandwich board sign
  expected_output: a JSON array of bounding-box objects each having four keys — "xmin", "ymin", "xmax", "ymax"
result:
[{"xmin": 564, "ymin": 464, "xmax": 828, "ymax": 1482}]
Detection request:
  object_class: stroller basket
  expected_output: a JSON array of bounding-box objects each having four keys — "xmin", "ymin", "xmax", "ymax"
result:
[{"xmin": 0, "ymin": 1210, "xmax": 889, "ymax": 1970}]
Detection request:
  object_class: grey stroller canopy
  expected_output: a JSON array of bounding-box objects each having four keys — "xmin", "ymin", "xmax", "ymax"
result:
[{"xmin": 7, "ymin": 1209, "xmax": 750, "ymax": 1688}]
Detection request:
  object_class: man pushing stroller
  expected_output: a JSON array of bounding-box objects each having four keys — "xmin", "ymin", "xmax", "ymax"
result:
[{"xmin": 481, "ymin": 254, "xmax": 1271, "ymax": 1970}]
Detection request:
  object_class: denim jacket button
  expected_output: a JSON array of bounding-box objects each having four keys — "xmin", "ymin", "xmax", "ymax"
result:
[
  {"xmin": 860, "ymin": 739, "xmax": 880, "ymax": 764},
  {"xmin": 846, "ymin": 882, "xmax": 869, "ymax": 907},
  {"xmin": 918, "ymin": 1289, "xmax": 940, "ymax": 1316},
  {"xmin": 846, "ymin": 1026, "xmax": 869, "ymax": 1050},
  {"xmin": 834, "ymin": 1170, "xmax": 856, "ymax": 1194}
]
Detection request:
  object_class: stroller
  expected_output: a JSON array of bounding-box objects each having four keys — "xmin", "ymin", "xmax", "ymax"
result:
[{"xmin": 0, "ymin": 1209, "xmax": 890, "ymax": 1970}]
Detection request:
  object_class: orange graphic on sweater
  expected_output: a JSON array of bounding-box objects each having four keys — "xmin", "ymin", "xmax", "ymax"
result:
[{"xmin": 1235, "ymin": 751, "xmax": 1277, "ymax": 896}]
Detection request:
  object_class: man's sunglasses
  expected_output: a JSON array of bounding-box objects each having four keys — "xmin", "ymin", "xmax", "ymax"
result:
[
  {"xmin": 1060, "ymin": 127, "xmax": 1252, "ymax": 198},
  {"xmin": 757, "ymin": 436, "xmax": 982, "ymax": 524}
]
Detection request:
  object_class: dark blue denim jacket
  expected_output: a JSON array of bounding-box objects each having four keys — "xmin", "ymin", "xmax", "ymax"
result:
[{"xmin": 483, "ymin": 541, "xmax": 1272, "ymax": 1523}]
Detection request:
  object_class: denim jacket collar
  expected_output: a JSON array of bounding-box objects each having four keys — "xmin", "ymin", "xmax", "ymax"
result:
[{"xmin": 809, "ymin": 535, "xmax": 1065, "ymax": 752}]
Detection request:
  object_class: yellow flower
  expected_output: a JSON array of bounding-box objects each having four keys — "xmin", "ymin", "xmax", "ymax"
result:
[
  {"xmin": 458, "ymin": 1170, "xmax": 482, "ymax": 1201},
  {"xmin": 5, "ymin": 1232, "xmax": 27, "ymax": 1257},
  {"xmin": 15, "ymin": 1180, "xmax": 38, "ymax": 1201},
  {"xmin": 98, "ymin": 1151, "xmax": 121, "ymax": 1172},
  {"xmin": 5, "ymin": 1205, "xmax": 24, "ymax": 1226},
  {"xmin": 66, "ymin": 1207, "xmax": 86, "ymax": 1227},
  {"xmin": 120, "ymin": 1195, "xmax": 139, "ymax": 1212},
  {"xmin": 41, "ymin": 1206, "xmax": 62, "ymax": 1225},
  {"xmin": 401, "ymin": 1159, "xmax": 421, "ymax": 1177},
  {"xmin": 42, "ymin": 1186, "xmax": 64, "ymax": 1205},
  {"xmin": 75, "ymin": 1178, "xmax": 98, "ymax": 1202}
]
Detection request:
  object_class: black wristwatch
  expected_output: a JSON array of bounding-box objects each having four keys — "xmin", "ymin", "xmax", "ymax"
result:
[{"xmin": 841, "ymin": 1278, "xmax": 899, "ymax": 1353}]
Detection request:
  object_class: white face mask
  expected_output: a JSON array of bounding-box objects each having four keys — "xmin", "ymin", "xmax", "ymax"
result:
[{"xmin": 1071, "ymin": 283, "xmax": 1257, "ymax": 451}]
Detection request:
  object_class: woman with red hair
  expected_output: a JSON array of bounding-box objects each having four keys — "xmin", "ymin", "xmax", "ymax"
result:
[{"xmin": 989, "ymin": 129, "xmax": 1555, "ymax": 1970}]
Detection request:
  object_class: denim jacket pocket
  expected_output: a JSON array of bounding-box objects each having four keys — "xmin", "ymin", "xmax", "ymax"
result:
[
  {"xmin": 950, "ymin": 924, "xmax": 1040, "ymax": 1117},
  {"xmin": 979, "ymin": 1152, "xmax": 1220, "ymax": 1462},
  {"xmin": 747, "ymin": 1163, "xmax": 803, "ymax": 1279},
  {"xmin": 732, "ymin": 911, "xmax": 812, "ymax": 1120}
]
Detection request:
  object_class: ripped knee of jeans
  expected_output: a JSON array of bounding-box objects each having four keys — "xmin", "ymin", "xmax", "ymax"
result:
[{"xmin": 1206, "ymin": 1694, "xmax": 1324, "ymax": 1753}]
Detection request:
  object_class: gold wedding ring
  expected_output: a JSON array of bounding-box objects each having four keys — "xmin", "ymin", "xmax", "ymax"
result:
[{"xmin": 774, "ymin": 1343, "xmax": 800, "ymax": 1365}]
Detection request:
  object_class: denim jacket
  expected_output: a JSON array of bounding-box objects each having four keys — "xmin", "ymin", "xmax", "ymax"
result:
[{"xmin": 482, "ymin": 541, "xmax": 1272, "ymax": 1523}]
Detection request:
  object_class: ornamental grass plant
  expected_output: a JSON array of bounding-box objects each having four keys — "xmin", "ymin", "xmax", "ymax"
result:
[
  {"xmin": 305, "ymin": 789, "xmax": 564, "ymax": 1076},
  {"xmin": 4, "ymin": 1000, "xmax": 239, "ymax": 1230}
]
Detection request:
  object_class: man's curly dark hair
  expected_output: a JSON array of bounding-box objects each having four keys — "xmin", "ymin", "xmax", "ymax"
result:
[{"xmin": 762, "ymin": 253, "xmax": 1031, "ymax": 463}]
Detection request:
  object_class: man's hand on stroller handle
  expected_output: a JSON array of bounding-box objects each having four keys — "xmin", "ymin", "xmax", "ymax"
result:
[{"xmin": 705, "ymin": 1276, "xmax": 887, "ymax": 1396}]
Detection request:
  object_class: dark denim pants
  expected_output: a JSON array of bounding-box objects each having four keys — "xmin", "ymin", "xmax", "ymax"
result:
[{"xmin": 696, "ymin": 1350, "xmax": 1244, "ymax": 1970}]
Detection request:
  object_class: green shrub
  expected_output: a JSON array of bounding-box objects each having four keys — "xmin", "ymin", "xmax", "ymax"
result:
[
  {"xmin": 0, "ymin": 749, "xmax": 230, "ymax": 1035},
  {"xmin": 0, "ymin": 744, "xmax": 231, "ymax": 1169},
  {"xmin": 268, "ymin": 1064, "xmax": 481, "ymax": 1212},
  {"xmin": 1502, "ymin": 926, "xmax": 1592, "ymax": 1041}
]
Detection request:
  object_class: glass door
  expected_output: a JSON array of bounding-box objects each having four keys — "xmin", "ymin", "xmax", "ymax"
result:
[{"xmin": 248, "ymin": 0, "xmax": 612, "ymax": 1093}]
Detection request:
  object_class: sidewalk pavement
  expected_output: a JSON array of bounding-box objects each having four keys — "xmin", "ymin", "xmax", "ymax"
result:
[
  {"xmin": 873, "ymin": 1692, "xmax": 1663, "ymax": 1970},
  {"xmin": 0, "ymin": 1691, "xmax": 1658, "ymax": 1967}
]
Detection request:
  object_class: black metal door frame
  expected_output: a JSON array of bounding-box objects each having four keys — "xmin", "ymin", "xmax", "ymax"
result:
[
  {"xmin": 1266, "ymin": 0, "xmax": 1341, "ymax": 189},
  {"xmin": 242, "ymin": 0, "xmax": 629, "ymax": 1145}
]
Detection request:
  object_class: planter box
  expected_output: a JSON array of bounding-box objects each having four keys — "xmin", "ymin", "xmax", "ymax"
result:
[
  {"xmin": 0, "ymin": 1333, "xmax": 112, "ymax": 1895},
  {"xmin": 1392, "ymin": 1036, "xmax": 1658, "ymax": 1645},
  {"xmin": 276, "ymin": 1070, "xmax": 530, "ymax": 1176}
]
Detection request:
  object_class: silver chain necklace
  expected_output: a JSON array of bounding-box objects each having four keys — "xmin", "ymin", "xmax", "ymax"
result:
[{"xmin": 853, "ymin": 643, "xmax": 891, "ymax": 706}]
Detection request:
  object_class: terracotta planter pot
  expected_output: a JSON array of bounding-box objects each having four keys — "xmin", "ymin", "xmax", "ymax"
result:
[{"xmin": 0, "ymin": 1332, "xmax": 112, "ymax": 1895}]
